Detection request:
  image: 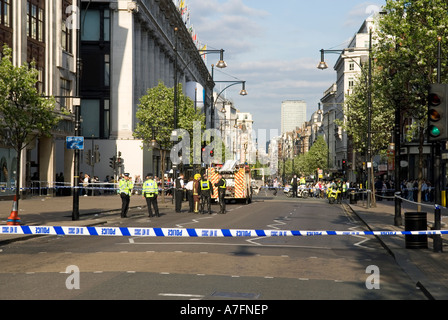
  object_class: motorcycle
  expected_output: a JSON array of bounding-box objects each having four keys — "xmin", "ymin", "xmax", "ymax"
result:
[
  {"xmin": 284, "ymin": 185, "xmax": 309, "ymax": 198},
  {"xmin": 284, "ymin": 185, "xmax": 293, "ymax": 198},
  {"xmin": 298, "ymin": 187, "xmax": 309, "ymax": 199},
  {"xmin": 327, "ymin": 187, "xmax": 341, "ymax": 204}
]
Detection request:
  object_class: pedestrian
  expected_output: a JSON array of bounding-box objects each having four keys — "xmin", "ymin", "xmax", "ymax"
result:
[
  {"xmin": 291, "ymin": 174, "xmax": 298, "ymax": 198},
  {"xmin": 200, "ymin": 174, "xmax": 212, "ymax": 214},
  {"xmin": 118, "ymin": 173, "xmax": 133, "ymax": 218},
  {"xmin": 185, "ymin": 177, "xmax": 194, "ymax": 212},
  {"xmin": 142, "ymin": 173, "xmax": 159, "ymax": 217},
  {"xmin": 193, "ymin": 174, "xmax": 201, "ymax": 213},
  {"xmin": 175, "ymin": 173, "xmax": 184, "ymax": 212},
  {"xmin": 214, "ymin": 173, "xmax": 226, "ymax": 214},
  {"xmin": 83, "ymin": 173, "xmax": 90, "ymax": 196}
]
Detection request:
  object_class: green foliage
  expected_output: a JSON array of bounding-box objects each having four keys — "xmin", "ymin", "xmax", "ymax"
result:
[
  {"xmin": 0, "ymin": 45, "xmax": 59, "ymax": 152},
  {"xmin": 280, "ymin": 136, "xmax": 329, "ymax": 177},
  {"xmin": 134, "ymin": 81, "xmax": 205, "ymax": 150},
  {"xmin": 375, "ymin": 0, "xmax": 448, "ymax": 131},
  {"xmin": 341, "ymin": 64, "xmax": 395, "ymax": 154}
]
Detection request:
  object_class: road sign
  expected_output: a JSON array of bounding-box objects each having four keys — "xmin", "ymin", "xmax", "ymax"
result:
[{"xmin": 66, "ymin": 136, "xmax": 84, "ymax": 150}]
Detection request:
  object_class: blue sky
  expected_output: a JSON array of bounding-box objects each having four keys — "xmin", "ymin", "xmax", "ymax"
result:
[{"xmin": 187, "ymin": 0, "xmax": 385, "ymax": 133}]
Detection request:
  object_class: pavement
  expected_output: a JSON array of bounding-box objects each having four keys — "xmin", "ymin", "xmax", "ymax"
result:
[{"xmin": 0, "ymin": 193, "xmax": 447, "ymax": 300}]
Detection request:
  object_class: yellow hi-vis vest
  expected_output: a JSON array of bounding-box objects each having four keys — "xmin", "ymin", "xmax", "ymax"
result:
[
  {"xmin": 200, "ymin": 180, "xmax": 211, "ymax": 191},
  {"xmin": 118, "ymin": 179, "xmax": 133, "ymax": 196},
  {"xmin": 219, "ymin": 179, "xmax": 226, "ymax": 189},
  {"xmin": 143, "ymin": 179, "xmax": 158, "ymax": 197}
]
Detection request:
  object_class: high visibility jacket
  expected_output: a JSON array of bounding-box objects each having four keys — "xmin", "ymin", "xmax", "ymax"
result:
[
  {"xmin": 300, "ymin": 178, "xmax": 306, "ymax": 185},
  {"xmin": 218, "ymin": 178, "xmax": 226, "ymax": 189},
  {"xmin": 142, "ymin": 179, "xmax": 158, "ymax": 197},
  {"xmin": 118, "ymin": 179, "xmax": 133, "ymax": 196},
  {"xmin": 200, "ymin": 180, "xmax": 211, "ymax": 191}
]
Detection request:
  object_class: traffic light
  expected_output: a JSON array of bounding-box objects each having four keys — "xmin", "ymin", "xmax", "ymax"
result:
[
  {"xmin": 428, "ymin": 84, "xmax": 448, "ymax": 142},
  {"xmin": 109, "ymin": 156, "xmax": 117, "ymax": 170},
  {"xmin": 342, "ymin": 159, "xmax": 347, "ymax": 170}
]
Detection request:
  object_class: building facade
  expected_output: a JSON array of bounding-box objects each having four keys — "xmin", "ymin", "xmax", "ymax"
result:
[
  {"xmin": 0, "ymin": 0, "xmax": 77, "ymax": 196},
  {"xmin": 54, "ymin": 0, "xmax": 214, "ymax": 181},
  {"xmin": 280, "ymin": 100, "xmax": 307, "ymax": 135}
]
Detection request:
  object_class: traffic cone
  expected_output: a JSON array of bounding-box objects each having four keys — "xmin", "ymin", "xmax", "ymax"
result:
[{"xmin": 6, "ymin": 196, "xmax": 20, "ymax": 225}]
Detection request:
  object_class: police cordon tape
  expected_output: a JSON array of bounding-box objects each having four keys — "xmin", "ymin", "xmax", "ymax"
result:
[{"xmin": 1, "ymin": 225, "xmax": 448, "ymax": 238}]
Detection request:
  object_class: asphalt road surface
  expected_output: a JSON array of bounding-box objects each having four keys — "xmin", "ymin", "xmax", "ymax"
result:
[{"xmin": 0, "ymin": 193, "xmax": 427, "ymax": 302}]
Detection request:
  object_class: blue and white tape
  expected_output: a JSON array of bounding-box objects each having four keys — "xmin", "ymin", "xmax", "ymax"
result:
[{"xmin": 1, "ymin": 225, "xmax": 448, "ymax": 238}]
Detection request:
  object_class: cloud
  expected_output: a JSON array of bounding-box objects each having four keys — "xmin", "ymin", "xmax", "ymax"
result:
[{"xmin": 187, "ymin": 0, "xmax": 268, "ymax": 53}]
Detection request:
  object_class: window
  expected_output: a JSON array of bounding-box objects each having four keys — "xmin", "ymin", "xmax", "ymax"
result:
[
  {"xmin": 80, "ymin": 99, "xmax": 110, "ymax": 139},
  {"xmin": 61, "ymin": 0, "xmax": 73, "ymax": 53},
  {"xmin": 81, "ymin": 8, "xmax": 110, "ymax": 42},
  {"xmin": 60, "ymin": 78, "xmax": 71, "ymax": 109},
  {"xmin": 0, "ymin": 0, "xmax": 11, "ymax": 28},
  {"xmin": 81, "ymin": 99, "xmax": 100, "ymax": 138},
  {"xmin": 104, "ymin": 54, "xmax": 110, "ymax": 86},
  {"xmin": 349, "ymin": 62, "xmax": 354, "ymax": 71},
  {"xmin": 348, "ymin": 77, "xmax": 354, "ymax": 89},
  {"xmin": 27, "ymin": 0, "xmax": 44, "ymax": 42}
]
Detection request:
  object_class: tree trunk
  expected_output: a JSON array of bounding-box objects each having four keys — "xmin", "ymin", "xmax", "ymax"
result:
[{"xmin": 15, "ymin": 145, "xmax": 22, "ymax": 208}]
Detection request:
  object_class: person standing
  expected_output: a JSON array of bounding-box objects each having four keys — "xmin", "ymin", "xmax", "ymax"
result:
[
  {"xmin": 118, "ymin": 173, "xmax": 133, "ymax": 218},
  {"xmin": 175, "ymin": 173, "xmax": 184, "ymax": 212},
  {"xmin": 185, "ymin": 177, "xmax": 194, "ymax": 212},
  {"xmin": 142, "ymin": 173, "xmax": 159, "ymax": 217},
  {"xmin": 200, "ymin": 174, "xmax": 212, "ymax": 214},
  {"xmin": 193, "ymin": 174, "xmax": 201, "ymax": 213},
  {"xmin": 214, "ymin": 174, "xmax": 226, "ymax": 214},
  {"xmin": 291, "ymin": 174, "xmax": 298, "ymax": 198}
]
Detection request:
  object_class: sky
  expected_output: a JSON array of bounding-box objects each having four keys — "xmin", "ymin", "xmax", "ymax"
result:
[{"xmin": 186, "ymin": 0, "xmax": 385, "ymax": 134}]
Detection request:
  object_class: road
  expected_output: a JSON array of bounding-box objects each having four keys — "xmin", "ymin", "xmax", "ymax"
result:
[{"xmin": 0, "ymin": 193, "xmax": 427, "ymax": 301}]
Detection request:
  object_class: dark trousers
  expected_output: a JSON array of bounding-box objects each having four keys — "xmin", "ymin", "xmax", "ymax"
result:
[
  {"xmin": 175, "ymin": 189, "xmax": 183, "ymax": 212},
  {"xmin": 292, "ymin": 185, "xmax": 298, "ymax": 198},
  {"xmin": 200, "ymin": 193, "xmax": 211, "ymax": 214},
  {"xmin": 145, "ymin": 196, "xmax": 159, "ymax": 217},
  {"xmin": 120, "ymin": 193, "xmax": 130, "ymax": 217},
  {"xmin": 218, "ymin": 191, "xmax": 226, "ymax": 213},
  {"xmin": 187, "ymin": 190, "xmax": 194, "ymax": 212}
]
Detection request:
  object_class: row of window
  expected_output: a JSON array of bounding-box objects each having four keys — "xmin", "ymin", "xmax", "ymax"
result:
[
  {"xmin": 0, "ymin": 1, "xmax": 89, "ymax": 54},
  {"xmin": 1, "ymin": 1, "xmax": 112, "ymax": 140}
]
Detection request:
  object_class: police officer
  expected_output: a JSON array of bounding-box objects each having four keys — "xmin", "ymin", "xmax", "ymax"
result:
[
  {"xmin": 175, "ymin": 173, "xmax": 184, "ymax": 212},
  {"xmin": 200, "ymin": 174, "xmax": 212, "ymax": 214},
  {"xmin": 118, "ymin": 173, "xmax": 133, "ymax": 218},
  {"xmin": 142, "ymin": 173, "xmax": 159, "ymax": 217},
  {"xmin": 291, "ymin": 174, "xmax": 298, "ymax": 198},
  {"xmin": 335, "ymin": 179, "xmax": 343, "ymax": 204},
  {"xmin": 214, "ymin": 174, "xmax": 226, "ymax": 214}
]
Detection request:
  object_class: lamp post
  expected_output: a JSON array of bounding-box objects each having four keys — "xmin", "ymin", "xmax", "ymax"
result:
[{"xmin": 72, "ymin": 0, "xmax": 82, "ymax": 221}]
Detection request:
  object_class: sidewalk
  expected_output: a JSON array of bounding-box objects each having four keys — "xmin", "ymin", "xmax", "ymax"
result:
[
  {"xmin": 1, "ymin": 194, "xmax": 448, "ymax": 299},
  {"xmin": 348, "ymin": 200, "xmax": 448, "ymax": 300},
  {"xmin": 0, "ymin": 194, "xmax": 174, "ymax": 243}
]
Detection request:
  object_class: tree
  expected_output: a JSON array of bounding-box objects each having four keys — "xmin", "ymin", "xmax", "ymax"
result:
[
  {"xmin": 0, "ymin": 45, "xmax": 60, "ymax": 207},
  {"xmin": 374, "ymin": 0, "xmax": 448, "ymax": 204},
  {"xmin": 134, "ymin": 81, "xmax": 205, "ymax": 202}
]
